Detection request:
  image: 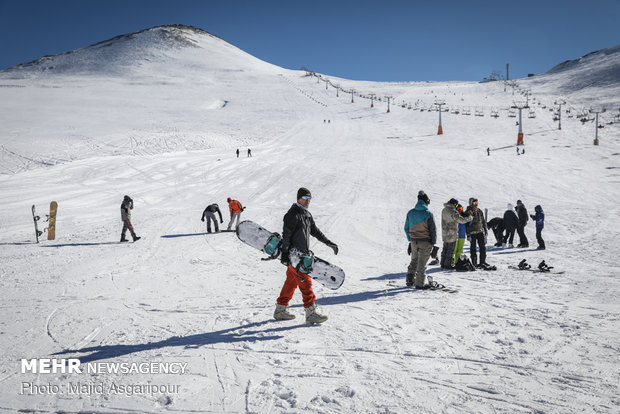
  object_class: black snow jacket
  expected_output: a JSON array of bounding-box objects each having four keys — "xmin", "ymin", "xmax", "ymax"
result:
[
  {"xmin": 503, "ymin": 208, "xmax": 519, "ymax": 231},
  {"xmin": 515, "ymin": 204, "xmax": 529, "ymax": 227},
  {"xmin": 281, "ymin": 203, "xmax": 332, "ymax": 253},
  {"xmin": 487, "ymin": 217, "xmax": 505, "ymax": 233},
  {"xmin": 202, "ymin": 204, "xmax": 223, "ymax": 222}
]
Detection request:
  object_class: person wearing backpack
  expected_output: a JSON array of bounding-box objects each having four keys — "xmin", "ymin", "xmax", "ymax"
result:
[{"xmin": 404, "ymin": 191, "xmax": 437, "ymax": 288}]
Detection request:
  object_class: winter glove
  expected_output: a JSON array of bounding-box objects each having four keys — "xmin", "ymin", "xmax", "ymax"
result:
[
  {"xmin": 280, "ymin": 250, "xmax": 290, "ymax": 266},
  {"xmin": 407, "ymin": 243, "xmax": 412, "ymax": 255},
  {"xmin": 220, "ymin": 220, "xmax": 223, "ymax": 224},
  {"xmin": 201, "ymin": 218, "xmax": 205, "ymax": 222},
  {"xmin": 327, "ymin": 242, "xmax": 339, "ymax": 255},
  {"xmin": 242, "ymin": 207, "xmax": 246, "ymax": 211}
]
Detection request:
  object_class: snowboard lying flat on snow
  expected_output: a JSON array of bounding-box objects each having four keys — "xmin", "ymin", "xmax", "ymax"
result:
[
  {"xmin": 236, "ymin": 220, "xmax": 345, "ymax": 290},
  {"xmin": 508, "ymin": 265, "xmax": 565, "ymax": 275}
]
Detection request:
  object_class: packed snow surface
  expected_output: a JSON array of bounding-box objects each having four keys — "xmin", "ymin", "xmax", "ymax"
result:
[{"xmin": 0, "ymin": 25, "xmax": 619, "ymax": 413}]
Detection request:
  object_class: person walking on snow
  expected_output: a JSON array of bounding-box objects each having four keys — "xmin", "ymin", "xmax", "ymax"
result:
[
  {"xmin": 247, "ymin": 148, "xmax": 252, "ymax": 157},
  {"xmin": 404, "ymin": 191, "xmax": 437, "ymax": 288},
  {"xmin": 441, "ymin": 198, "xmax": 473, "ymax": 268},
  {"xmin": 453, "ymin": 204, "xmax": 467, "ymax": 266},
  {"xmin": 465, "ymin": 198, "xmax": 489, "ymax": 267},
  {"xmin": 120, "ymin": 195, "xmax": 140, "ymax": 242},
  {"xmin": 515, "ymin": 200, "xmax": 529, "ymax": 248},
  {"xmin": 226, "ymin": 197, "xmax": 245, "ymax": 230},
  {"xmin": 502, "ymin": 203, "xmax": 519, "ymax": 247},
  {"xmin": 274, "ymin": 187, "xmax": 338, "ymax": 324},
  {"xmin": 530, "ymin": 205, "xmax": 546, "ymax": 250},
  {"xmin": 236, "ymin": 148, "xmax": 240, "ymax": 158},
  {"xmin": 201, "ymin": 203, "xmax": 223, "ymax": 233}
]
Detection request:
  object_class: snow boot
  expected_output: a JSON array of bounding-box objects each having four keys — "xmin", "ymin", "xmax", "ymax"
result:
[
  {"xmin": 406, "ymin": 273, "xmax": 414, "ymax": 287},
  {"xmin": 133, "ymin": 236, "xmax": 141, "ymax": 242},
  {"xmin": 120, "ymin": 237, "xmax": 128, "ymax": 242},
  {"xmin": 274, "ymin": 304, "xmax": 296, "ymax": 321},
  {"xmin": 305, "ymin": 304, "xmax": 328, "ymax": 324}
]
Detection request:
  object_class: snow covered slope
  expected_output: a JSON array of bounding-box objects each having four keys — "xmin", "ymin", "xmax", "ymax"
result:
[{"xmin": 0, "ymin": 25, "xmax": 619, "ymax": 413}]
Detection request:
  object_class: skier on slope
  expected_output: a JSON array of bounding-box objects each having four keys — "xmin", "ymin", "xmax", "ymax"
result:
[
  {"xmin": 515, "ymin": 200, "xmax": 529, "ymax": 248},
  {"xmin": 404, "ymin": 191, "xmax": 437, "ymax": 288},
  {"xmin": 530, "ymin": 205, "xmax": 546, "ymax": 250},
  {"xmin": 441, "ymin": 198, "xmax": 473, "ymax": 269},
  {"xmin": 274, "ymin": 187, "xmax": 338, "ymax": 324},
  {"xmin": 120, "ymin": 195, "xmax": 140, "ymax": 242},
  {"xmin": 465, "ymin": 198, "xmax": 489, "ymax": 268},
  {"xmin": 226, "ymin": 197, "xmax": 245, "ymax": 230},
  {"xmin": 502, "ymin": 203, "xmax": 519, "ymax": 247},
  {"xmin": 201, "ymin": 203, "xmax": 223, "ymax": 233}
]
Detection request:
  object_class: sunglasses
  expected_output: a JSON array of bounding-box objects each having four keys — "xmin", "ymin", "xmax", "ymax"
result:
[
  {"xmin": 301, "ymin": 196, "xmax": 312, "ymax": 200},
  {"xmin": 472, "ymin": 201, "xmax": 478, "ymax": 206}
]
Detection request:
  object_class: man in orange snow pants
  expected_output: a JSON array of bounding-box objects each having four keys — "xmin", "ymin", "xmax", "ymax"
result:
[{"xmin": 274, "ymin": 187, "xmax": 339, "ymax": 324}]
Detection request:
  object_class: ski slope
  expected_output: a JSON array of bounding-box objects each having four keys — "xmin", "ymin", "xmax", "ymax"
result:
[{"xmin": 0, "ymin": 25, "xmax": 619, "ymax": 413}]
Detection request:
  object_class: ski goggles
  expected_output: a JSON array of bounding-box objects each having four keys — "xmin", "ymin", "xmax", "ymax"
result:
[{"xmin": 301, "ymin": 196, "xmax": 312, "ymax": 200}]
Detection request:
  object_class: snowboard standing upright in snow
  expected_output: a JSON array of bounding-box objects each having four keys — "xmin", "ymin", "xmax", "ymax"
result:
[
  {"xmin": 31, "ymin": 205, "xmax": 42, "ymax": 243},
  {"xmin": 47, "ymin": 201, "xmax": 58, "ymax": 240}
]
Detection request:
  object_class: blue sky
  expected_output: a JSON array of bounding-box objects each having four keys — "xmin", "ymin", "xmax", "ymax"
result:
[{"xmin": 1, "ymin": 0, "xmax": 619, "ymax": 81}]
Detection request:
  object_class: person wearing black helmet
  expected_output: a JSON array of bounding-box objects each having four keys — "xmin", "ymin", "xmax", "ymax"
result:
[
  {"xmin": 201, "ymin": 203, "xmax": 224, "ymax": 233},
  {"xmin": 404, "ymin": 190, "xmax": 437, "ymax": 288}
]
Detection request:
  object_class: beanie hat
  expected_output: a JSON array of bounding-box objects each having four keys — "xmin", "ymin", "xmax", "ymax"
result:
[
  {"xmin": 417, "ymin": 190, "xmax": 430, "ymax": 205},
  {"xmin": 227, "ymin": 197, "xmax": 232, "ymax": 203},
  {"xmin": 448, "ymin": 198, "xmax": 458, "ymax": 205},
  {"xmin": 297, "ymin": 187, "xmax": 311, "ymax": 200}
]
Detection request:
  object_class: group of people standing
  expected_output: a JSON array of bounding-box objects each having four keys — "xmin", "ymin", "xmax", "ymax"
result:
[{"xmin": 404, "ymin": 192, "xmax": 547, "ymax": 289}]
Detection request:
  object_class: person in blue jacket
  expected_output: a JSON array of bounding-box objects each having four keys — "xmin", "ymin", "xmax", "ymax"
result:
[
  {"xmin": 404, "ymin": 190, "xmax": 437, "ymax": 289},
  {"xmin": 530, "ymin": 205, "xmax": 546, "ymax": 250}
]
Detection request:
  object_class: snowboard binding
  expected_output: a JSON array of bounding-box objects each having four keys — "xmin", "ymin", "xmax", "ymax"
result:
[
  {"xmin": 537, "ymin": 260, "xmax": 553, "ymax": 272},
  {"xmin": 290, "ymin": 248, "xmax": 315, "ymax": 274},
  {"xmin": 518, "ymin": 259, "xmax": 531, "ymax": 270},
  {"xmin": 261, "ymin": 233, "xmax": 282, "ymax": 261}
]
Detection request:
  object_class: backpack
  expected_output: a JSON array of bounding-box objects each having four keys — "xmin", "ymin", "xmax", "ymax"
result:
[{"xmin": 455, "ymin": 255, "xmax": 476, "ymax": 272}]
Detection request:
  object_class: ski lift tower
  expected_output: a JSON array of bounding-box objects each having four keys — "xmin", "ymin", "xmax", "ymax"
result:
[
  {"xmin": 334, "ymin": 84, "xmax": 340, "ymax": 97},
  {"xmin": 435, "ymin": 100, "xmax": 445, "ymax": 135},
  {"xmin": 589, "ymin": 107, "xmax": 606, "ymax": 145},
  {"xmin": 555, "ymin": 99, "xmax": 566, "ymax": 130},
  {"xmin": 350, "ymin": 89, "xmax": 355, "ymax": 103},
  {"xmin": 512, "ymin": 100, "xmax": 529, "ymax": 145},
  {"xmin": 369, "ymin": 93, "xmax": 376, "ymax": 108},
  {"xmin": 386, "ymin": 96, "xmax": 393, "ymax": 113},
  {"xmin": 325, "ymin": 78, "xmax": 329, "ymax": 90}
]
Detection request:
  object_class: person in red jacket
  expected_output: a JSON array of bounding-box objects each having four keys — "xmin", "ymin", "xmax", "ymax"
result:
[{"xmin": 226, "ymin": 197, "xmax": 245, "ymax": 230}]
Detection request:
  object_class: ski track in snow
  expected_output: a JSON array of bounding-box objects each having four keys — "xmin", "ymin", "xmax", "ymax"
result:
[{"xmin": 1, "ymin": 31, "xmax": 619, "ymax": 413}]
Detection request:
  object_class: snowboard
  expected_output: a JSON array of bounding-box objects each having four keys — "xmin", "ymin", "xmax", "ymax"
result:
[
  {"xmin": 31, "ymin": 205, "xmax": 42, "ymax": 243},
  {"xmin": 47, "ymin": 201, "xmax": 58, "ymax": 241},
  {"xmin": 508, "ymin": 265, "xmax": 565, "ymax": 275},
  {"xmin": 236, "ymin": 220, "xmax": 345, "ymax": 290},
  {"xmin": 387, "ymin": 280, "xmax": 458, "ymax": 293}
]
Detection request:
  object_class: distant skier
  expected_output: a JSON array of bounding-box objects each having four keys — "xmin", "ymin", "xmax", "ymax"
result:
[
  {"xmin": 404, "ymin": 191, "xmax": 436, "ymax": 288},
  {"xmin": 465, "ymin": 198, "xmax": 489, "ymax": 267},
  {"xmin": 120, "ymin": 195, "xmax": 140, "ymax": 242},
  {"xmin": 226, "ymin": 197, "xmax": 245, "ymax": 230},
  {"xmin": 201, "ymin": 203, "xmax": 223, "ymax": 233},
  {"xmin": 247, "ymin": 148, "xmax": 252, "ymax": 157},
  {"xmin": 530, "ymin": 205, "xmax": 546, "ymax": 250},
  {"xmin": 487, "ymin": 147, "xmax": 490, "ymax": 156},
  {"xmin": 515, "ymin": 200, "xmax": 529, "ymax": 248},
  {"xmin": 441, "ymin": 198, "xmax": 473, "ymax": 268},
  {"xmin": 502, "ymin": 203, "xmax": 519, "ymax": 247},
  {"xmin": 236, "ymin": 148, "xmax": 240, "ymax": 158},
  {"xmin": 275, "ymin": 187, "xmax": 338, "ymax": 324},
  {"xmin": 487, "ymin": 217, "xmax": 505, "ymax": 247}
]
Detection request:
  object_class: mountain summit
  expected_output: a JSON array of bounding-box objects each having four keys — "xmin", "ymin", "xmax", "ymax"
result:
[{"xmin": 2, "ymin": 25, "xmax": 278, "ymax": 76}]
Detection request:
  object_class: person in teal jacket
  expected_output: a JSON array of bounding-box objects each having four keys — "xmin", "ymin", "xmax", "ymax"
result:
[{"xmin": 404, "ymin": 191, "xmax": 437, "ymax": 288}]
